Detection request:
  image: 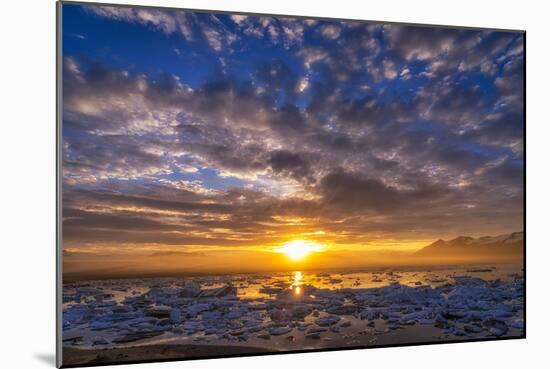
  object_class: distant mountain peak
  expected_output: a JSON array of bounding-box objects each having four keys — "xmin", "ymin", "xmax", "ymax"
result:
[
  {"xmin": 449, "ymin": 236, "xmax": 475, "ymax": 245},
  {"xmin": 415, "ymin": 231, "xmax": 524, "ymax": 260}
]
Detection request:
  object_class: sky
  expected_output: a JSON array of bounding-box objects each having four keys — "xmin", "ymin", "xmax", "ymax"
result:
[{"xmin": 61, "ymin": 3, "xmax": 524, "ymax": 274}]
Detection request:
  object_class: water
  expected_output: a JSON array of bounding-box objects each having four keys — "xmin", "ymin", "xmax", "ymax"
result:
[{"xmin": 62, "ymin": 264, "xmax": 524, "ymax": 355}]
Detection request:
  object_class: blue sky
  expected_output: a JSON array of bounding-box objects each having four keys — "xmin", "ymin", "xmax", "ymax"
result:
[{"xmin": 61, "ymin": 3, "xmax": 524, "ymax": 253}]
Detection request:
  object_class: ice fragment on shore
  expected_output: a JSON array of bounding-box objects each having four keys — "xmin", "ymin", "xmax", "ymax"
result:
[
  {"xmin": 292, "ymin": 305, "xmax": 312, "ymax": 319},
  {"xmin": 315, "ymin": 315, "xmax": 341, "ymax": 327},
  {"xmin": 170, "ymin": 308, "xmax": 182, "ymax": 323},
  {"xmin": 180, "ymin": 281, "xmax": 201, "ymax": 298},
  {"xmin": 200, "ymin": 285, "xmax": 237, "ymax": 298},
  {"xmin": 269, "ymin": 326, "xmax": 292, "ymax": 336},
  {"xmin": 509, "ymin": 318, "xmax": 524, "ymax": 329},
  {"xmin": 145, "ymin": 306, "xmax": 172, "ymax": 319}
]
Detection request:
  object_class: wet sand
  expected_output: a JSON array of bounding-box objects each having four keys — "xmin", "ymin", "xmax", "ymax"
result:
[
  {"xmin": 63, "ymin": 344, "xmax": 273, "ymax": 366},
  {"xmin": 63, "ymin": 324, "xmax": 522, "ymax": 367}
]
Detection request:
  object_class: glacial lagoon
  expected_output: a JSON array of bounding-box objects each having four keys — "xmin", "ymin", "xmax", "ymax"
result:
[{"xmin": 62, "ymin": 265, "xmax": 525, "ymax": 365}]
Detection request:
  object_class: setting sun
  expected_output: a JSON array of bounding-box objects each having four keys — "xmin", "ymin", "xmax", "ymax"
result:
[{"xmin": 276, "ymin": 240, "xmax": 325, "ymax": 261}]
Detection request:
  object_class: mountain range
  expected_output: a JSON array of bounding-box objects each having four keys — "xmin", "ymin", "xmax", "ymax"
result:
[{"xmin": 415, "ymin": 231, "xmax": 524, "ymax": 262}]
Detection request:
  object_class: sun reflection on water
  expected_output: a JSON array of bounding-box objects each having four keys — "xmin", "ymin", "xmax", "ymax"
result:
[{"xmin": 291, "ymin": 271, "xmax": 303, "ymax": 296}]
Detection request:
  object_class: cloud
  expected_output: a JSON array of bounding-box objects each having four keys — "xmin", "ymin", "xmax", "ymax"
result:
[
  {"xmin": 89, "ymin": 6, "xmax": 178, "ymax": 35},
  {"xmin": 297, "ymin": 77, "xmax": 309, "ymax": 93},
  {"xmin": 400, "ymin": 67, "xmax": 411, "ymax": 80},
  {"xmin": 280, "ymin": 19, "xmax": 305, "ymax": 48},
  {"xmin": 230, "ymin": 15, "xmax": 248, "ymax": 25},
  {"xmin": 319, "ymin": 171, "xmax": 401, "ymax": 211},
  {"xmin": 268, "ymin": 150, "xmax": 314, "ymax": 182},
  {"xmin": 88, "ymin": 6, "xmax": 243, "ymax": 52},
  {"xmin": 382, "ymin": 59, "xmax": 398, "ymax": 80},
  {"xmin": 320, "ymin": 24, "xmax": 341, "ymax": 40},
  {"xmin": 297, "ymin": 47, "xmax": 329, "ymax": 69},
  {"xmin": 384, "ymin": 25, "xmax": 455, "ymax": 61},
  {"xmin": 62, "ymin": 7, "xmax": 524, "ymax": 253},
  {"xmin": 203, "ymin": 27, "xmax": 223, "ymax": 51}
]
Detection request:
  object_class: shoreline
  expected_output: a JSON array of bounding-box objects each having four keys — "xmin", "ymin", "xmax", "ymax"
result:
[{"xmin": 62, "ymin": 343, "xmax": 275, "ymax": 366}]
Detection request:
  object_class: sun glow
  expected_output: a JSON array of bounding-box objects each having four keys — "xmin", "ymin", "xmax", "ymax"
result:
[{"xmin": 276, "ymin": 240, "xmax": 325, "ymax": 261}]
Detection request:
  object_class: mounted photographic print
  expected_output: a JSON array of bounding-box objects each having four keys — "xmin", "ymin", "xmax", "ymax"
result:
[{"xmin": 57, "ymin": 1, "xmax": 526, "ymax": 367}]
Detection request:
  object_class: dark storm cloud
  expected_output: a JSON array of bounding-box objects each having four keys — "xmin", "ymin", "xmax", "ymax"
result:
[
  {"xmin": 270, "ymin": 104, "xmax": 308, "ymax": 133},
  {"xmin": 62, "ymin": 6, "xmax": 524, "ymax": 248},
  {"xmin": 319, "ymin": 171, "xmax": 401, "ymax": 211},
  {"xmin": 269, "ymin": 150, "xmax": 309, "ymax": 172},
  {"xmin": 268, "ymin": 150, "xmax": 314, "ymax": 182}
]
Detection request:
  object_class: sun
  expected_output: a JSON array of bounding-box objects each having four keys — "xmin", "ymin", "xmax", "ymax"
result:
[{"xmin": 276, "ymin": 240, "xmax": 325, "ymax": 261}]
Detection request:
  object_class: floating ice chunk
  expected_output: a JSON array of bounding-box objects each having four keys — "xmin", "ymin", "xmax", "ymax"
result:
[
  {"xmin": 226, "ymin": 321, "xmax": 243, "ymax": 330},
  {"xmin": 269, "ymin": 309, "xmax": 291, "ymax": 322},
  {"xmin": 76, "ymin": 287, "xmax": 103, "ymax": 296},
  {"xmin": 292, "ymin": 304, "xmax": 312, "ymax": 319},
  {"xmin": 244, "ymin": 318, "xmax": 263, "ymax": 328},
  {"xmin": 327, "ymin": 304, "xmax": 357, "ymax": 315},
  {"xmin": 180, "ymin": 281, "xmax": 202, "ymax": 298},
  {"xmin": 315, "ymin": 315, "xmax": 341, "ymax": 327},
  {"xmin": 145, "ymin": 306, "xmax": 172, "ymax": 319},
  {"xmin": 88, "ymin": 321, "xmax": 114, "ymax": 331},
  {"xmin": 509, "ymin": 318, "xmax": 524, "ymax": 329},
  {"xmin": 224, "ymin": 310, "xmax": 242, "ymax": 320},
  {"xmin": 247, "ymin": 326, "xmax": 263, "ymax": 333},
  {"xmin": 200, "ymin": 285, "xmax": 237, "ymax": 298},
  {"xmin": 259, "ymin": 286, "xmax": 284, "ymax": 295},
  {"xmin": 489, "ymin": 327, "xmax": 506, "ymax": 336},
  {"xmin": 170, "ymin": 308, "xmax": 182, "ymax": 323},
  {"xmin": 483, "ymin": 318, "xmax": 508, "ymax": 335},
  {"xmin": 269, "ymin": 326, "xmax": 292, "ymax": 336},
  {"xmin": 248, "ymin": 302, "xmax": 268, "ymax": 310},
  {"xmin": 112, "ymin": 304, "xmax": 132, "ymax": 314},
  {"xmin": 183, "ymin": 320, "xmax": 205, "ymax": 332},
  {"xmin": 187, "ymin": 303, "xmax": 211, "ymax": 315},
  {"xmin": 340, "ymin": 320, "xmax": 352, "ymax": 328}
]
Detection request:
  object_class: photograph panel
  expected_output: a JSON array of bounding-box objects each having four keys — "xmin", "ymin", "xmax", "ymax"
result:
[{"xmin": 59, "ymin": 1, "xmax": 525, "ymax": 366}]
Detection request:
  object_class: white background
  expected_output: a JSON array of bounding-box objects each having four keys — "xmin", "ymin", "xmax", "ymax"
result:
[{"xmin": 1, "ymin": 0, "xmax": 548, "ymax": 368}]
